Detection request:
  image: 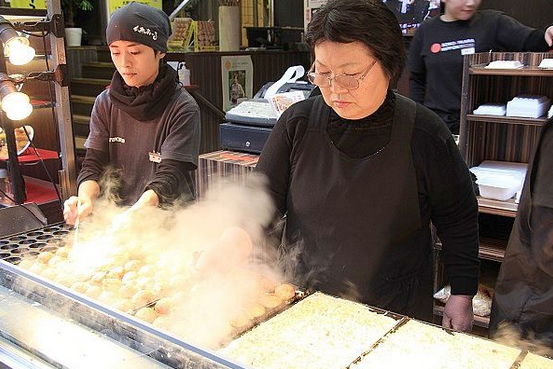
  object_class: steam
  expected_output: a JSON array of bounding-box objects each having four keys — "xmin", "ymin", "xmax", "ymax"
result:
[{"xmin": 16, "ymin": 173, "xmax": 306, "ymax": 350}]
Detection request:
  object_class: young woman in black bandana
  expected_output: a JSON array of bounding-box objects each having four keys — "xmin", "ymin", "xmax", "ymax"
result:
[
  {"xmin": 408, "ymin": 0, "xmax": 553, "ymax": 134},
  {"xmin": 63, "ymin": 2, "xmax": 200, "ymax": 225}
]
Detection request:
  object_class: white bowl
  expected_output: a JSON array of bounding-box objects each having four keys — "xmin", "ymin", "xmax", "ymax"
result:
[{"xmin": 0, "ymin": 125, "xmax": 33, "ymax": 159}]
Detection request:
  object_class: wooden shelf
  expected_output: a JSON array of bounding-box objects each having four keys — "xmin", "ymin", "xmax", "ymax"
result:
[
  {"xmin": 435, "ymin": 237, "xmax": 506, "ymax": 262},
  {"xmin": 467, "ymin": 114, "xmax": 548, "ymax": 127},
  {"xmin": 477, "ymin": 196, "xmax": 517, "ymax": 217},
  {"xmin": 479, "ymin": 237, "xmax": 507, "ymax": 262},
  {"xmin": 470, "ymin": 66, "xmax": 553, "ymax": 77},
  {"xmin": 0, "ymin": 149, "xmax": 58, "ymax": 164},
  {"xmin": 433, "ymin": 305, "xmax": 490, "ymax": 328}
]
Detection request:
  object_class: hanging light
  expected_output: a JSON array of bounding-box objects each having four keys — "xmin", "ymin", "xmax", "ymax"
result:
[
  {"xmin": 0, "ymin": 16, "xmax": 36, "ymax": 66},
  {"xmin": 0, "ymin": 73, "xmax": 33, "ymax": 120}
]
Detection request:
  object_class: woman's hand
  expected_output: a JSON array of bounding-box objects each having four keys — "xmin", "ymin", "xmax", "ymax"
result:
[
  {"xmin": 442, "ymin": 294, "xmax": 474, "ymax": 332},
  {"xmin": 63, "ymin": 196, "xmax": 93, "ymax": 225}
]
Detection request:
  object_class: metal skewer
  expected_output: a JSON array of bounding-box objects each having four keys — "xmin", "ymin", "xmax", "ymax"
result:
[{"xmin": 73, "ymin": 201, "xmax": 80, "ymax": 246}]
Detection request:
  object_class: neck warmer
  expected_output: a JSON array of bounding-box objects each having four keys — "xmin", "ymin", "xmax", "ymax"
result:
[{"xmin": 109, "ymin": 63, "xmax": 178, "ymax": 121}]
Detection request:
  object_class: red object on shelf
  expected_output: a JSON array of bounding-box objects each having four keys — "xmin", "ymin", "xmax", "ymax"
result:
[
  {"xmin": 24, "ymin": 180, "xmax": 59, "ymax": 205},
  {"xmin": 0, "ymin": 148, "xmax": 58, "ymax": 163}
]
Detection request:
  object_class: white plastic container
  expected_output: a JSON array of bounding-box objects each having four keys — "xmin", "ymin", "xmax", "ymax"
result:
[
  {"xmin": 476, "ymin": 175, "xmax": 521, "ymax": 201},
  {"xmin": 506, "ymin": 95, "xmax": 551, "ymax": 118},
  {"xmin": 470, "ymin": 161, "xmax": 528, "ymax": 202},
  {"xmin": 473, "ymin": 103, "xmax": 506, "ymax": 116},
  {"xmin": 178, "ymin": 62, "xmax": 191, "ymax": 86}
]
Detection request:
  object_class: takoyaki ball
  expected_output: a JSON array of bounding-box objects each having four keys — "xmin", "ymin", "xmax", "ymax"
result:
[
  {"xmin": 274, "ymin": 283, "xmax": 296, "ymax": 301},
  {"xmin": 71, "ymin": 281, "xmax": 88, "ymax": 294},
  {"xmin": 18, "ymin": 258, "xmax": 34, "ymax": 270},
  {"xmin": 121, "ymin": 271, "xmax": 138, "ymax": 284},
  {"xmin": 154, "ymin": 297, "xmax": 174, "ymax": 315},
  {"xmin": 102, "ymin": 278, "xmax": 122, "ymax": 292},
  {"xmin": 135, "ymin": 307, "xmax": 158, "ymax": 324},
  {"xmin": 47, "ymin": 255, "xmax": 64, "ymax": 267},
  {"xmin": 247, "ymin": 303, "xmax": 266, "ymax": 320},
  {"xmin": 124, "ymin": 260, "xmax": 144, "ymax": 273},
  {"xmin": 97, "ymin": 259, "xmax": 117, "ymax": 272},
  {"xmin": 29, "ymin": 262, "xmax": 46, "ymax": 274},
  {"xmin": 120, "ymin": 284, "xmax": 139, "ymax": 299},
  {"xmin": 152, "ymin": 316, "xmax": 172, "ymax": 330},
  {"xmin": 37, "ymin": 251, "xmax": 54, "ymax": 264},
  {"xmin": 172, "ymin": 291, "xmax": 186, "ymax": 302},
  {"xmin": 106, "ymin": 266, "xmax": 125, "ymax": 280},
  {"xmin": 41, "ymin": 267, "xmax": 57, "ymax": 280},
  {"xmin": 55, "ymin": 246, "xmax": 70, "ymax": 258},
  {"xmin": 85, "ymin": 285, "xmax": 102, "ymax": 299},
  {"xmin": 168, "ymin": 275, "xmax": 189, "ymax": 290},
  {"xmin": 136, "ymin": 276, "xmax": 153, "ymax": 290},
  {"xmin": 98, "ymin": 291, "xmax": 118, "ymax": 305},
  {"xmin": 131, "ymin": 290, "xmax": 155, "ymax": 309},
  {"xmin": 230, "ymin": 314, "xmax": 250, "ymax": 329},
  {"xmin": 90, "ymin": 271, "xmax": 107, "ymax": 285},
  {"xmin": 258, "ymin": 274, "xmax": 278, "ymax": 292},
  {"xmin": 113, "ymin": 299, "xmax": 133, "ymax": 314},
  {"xmin": 154, "ymin": 270, "xmax": 171, "ymax": 283},
  {"xmin": 259, "ymin": 294, "xmax": 283, "ymax": 309},
  {"xmin": 151, "ymin": 283, "xmax": 165, "ymax": 297},
  {"xmin": 54, "ymin": 274, "xmax": 75, "ymax": 287},
  {"xmin": 138, "ymin": 264, "xmax": 157, "ymax": 277},
  {"xmin": 144, "ymin": 255, "xmax": 158, "ymax": 265}
]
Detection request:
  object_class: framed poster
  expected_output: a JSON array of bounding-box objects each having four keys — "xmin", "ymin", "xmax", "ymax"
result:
[{"xmin": 221, "ymin": 55, "xmax": 253, "ymax": 112}]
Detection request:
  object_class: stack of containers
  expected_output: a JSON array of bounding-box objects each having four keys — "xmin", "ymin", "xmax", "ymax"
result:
[{"xmin": 506, "ymin": 95, "xmax": 551, "ymax": 118}]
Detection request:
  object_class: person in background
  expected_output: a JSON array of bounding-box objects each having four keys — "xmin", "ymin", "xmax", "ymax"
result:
[
  {"xmin": 230, "ymin": 73, "xmax": 246, "ymax": 106},
  {"xmin": 63, "ymin": 2, "xmax": 201, "ymax": 225},
  {"xmin": 408, "ymin": 0, "xmax": 553, "ymax": 134},
  {"xmin": 489, "ymin": 117, "xmax": 553, "ymax": 347},
  {"xmin": 255, "ymin": 0, "xmax": 479, "ymax": 331}
]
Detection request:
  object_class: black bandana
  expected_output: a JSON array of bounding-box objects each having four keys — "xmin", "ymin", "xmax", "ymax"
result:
[{"xmin": 109, "ymin": 63, "xmax": 178, "ymax": 121}]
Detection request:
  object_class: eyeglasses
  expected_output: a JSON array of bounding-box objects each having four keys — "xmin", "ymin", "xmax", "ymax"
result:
[{"xmin": 306, "ymin": 60, "xmax": 377, "ymax": 90}]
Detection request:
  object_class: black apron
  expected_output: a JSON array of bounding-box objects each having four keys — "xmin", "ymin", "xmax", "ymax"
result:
[
  {"xmin": 490, "ymin": 121, "xmax": 553, "ymax": 345},
  {"xmin": 283, "ymin": 94, "xmax": 433, "ymax": 321}
]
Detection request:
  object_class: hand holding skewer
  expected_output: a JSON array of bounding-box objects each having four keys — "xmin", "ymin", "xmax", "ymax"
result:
[{"xmin": 64, "ymin": 196, "xmax": 93, "ymax": 226}]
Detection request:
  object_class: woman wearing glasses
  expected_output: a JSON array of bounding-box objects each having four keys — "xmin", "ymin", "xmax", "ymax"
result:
[{"xmin": 255, "ymin": 0, "xmax": 479, "ymax": 331}]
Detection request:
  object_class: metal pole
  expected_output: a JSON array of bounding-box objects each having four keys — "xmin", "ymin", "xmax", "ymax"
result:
[
  {"xmin": 169, "ymin": 0, "xmax": 192, "ymax": 21},
  {"xmin": 47, "ymin": 0, "xmax": 78, "ymax": 199},
  {"xmin": 0, "ymin": 47, "xmax": 25, "ymax": 205},
  {"xmin": 0, "ymin": 113, "xmax": 25, "ymax": 204}
]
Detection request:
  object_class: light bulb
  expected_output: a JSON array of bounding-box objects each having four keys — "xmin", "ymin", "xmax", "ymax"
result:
[
  {"xmin": 5, "ymin": 37, "xmax": 35, "ymax": 65},
  {"xmin": 1, "ymin": 91, "xmax": 33, "ymax": 120}
]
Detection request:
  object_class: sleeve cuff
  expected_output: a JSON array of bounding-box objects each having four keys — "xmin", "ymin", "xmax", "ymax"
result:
[{"xmin": 449, "ymin": 276, "xmax": 478, "ymax": 296}]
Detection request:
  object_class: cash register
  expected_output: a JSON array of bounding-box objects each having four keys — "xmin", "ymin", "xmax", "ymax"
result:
[{"xmin": 220, "ymin": 69, "xmax": 317, "ymax": 154}]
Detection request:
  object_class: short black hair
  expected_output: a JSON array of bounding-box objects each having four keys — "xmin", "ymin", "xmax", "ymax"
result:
[{"xmin": 306, "ymin": 0, "xmax": 406, "ymax": 85}]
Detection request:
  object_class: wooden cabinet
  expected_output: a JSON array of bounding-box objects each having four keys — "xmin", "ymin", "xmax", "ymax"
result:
[{"xmin": 434, "ymin": 52, "xmax": 552, "ymax": 331}]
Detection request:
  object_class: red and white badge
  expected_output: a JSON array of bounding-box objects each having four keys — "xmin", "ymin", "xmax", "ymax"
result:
[{"xmin": 148, "ymin": 151, "xmax": 162, "ymax": 163}]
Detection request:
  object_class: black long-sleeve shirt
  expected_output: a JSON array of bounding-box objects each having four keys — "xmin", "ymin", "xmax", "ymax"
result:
[
  {"xmin": 408, "ymin": 10, "xmax": 552, "ymax": 134},
  {"xmin": 78, "ymin": 148, "xmax": 195, "ymax": 205},
  {"xmin": 257, "ymin": 92, "xmax": 479, "ymax": 295}
]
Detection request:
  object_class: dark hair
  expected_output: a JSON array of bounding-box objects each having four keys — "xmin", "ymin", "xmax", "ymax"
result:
[{"xmin": 306, "ymin": 0, "xmax": 406, "ymax": 84}]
